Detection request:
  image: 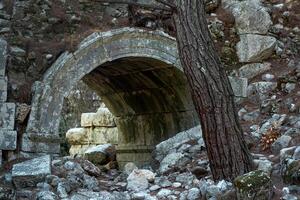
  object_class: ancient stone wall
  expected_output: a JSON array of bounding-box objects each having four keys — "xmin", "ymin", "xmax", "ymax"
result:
[{"xmin": 66, "ymin": 107, "xmax": 118, "ymax": 156}]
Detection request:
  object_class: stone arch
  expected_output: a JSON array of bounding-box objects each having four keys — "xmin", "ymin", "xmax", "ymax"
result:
[{"xmin": 21, "ymin": 27, "xmax": 247, "ymax": 165}]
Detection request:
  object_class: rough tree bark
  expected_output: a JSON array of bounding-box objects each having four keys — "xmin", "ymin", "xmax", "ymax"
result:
[
  {"xmin": 170, "ymin": 0, "xmax": 254, "ymax": 181},
  {"xmin": 95, "ymin": 0, "xmax": 254, "ymax": 181}
]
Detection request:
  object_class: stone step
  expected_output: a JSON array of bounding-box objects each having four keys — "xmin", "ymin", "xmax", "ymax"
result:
[
  {"xmin": 0, "ymin": 129, "xmax": 17, "ymax": 150},
  {"xmin": 0, "ymin": 77, "xmax": 7, "ymax": 102},
  {"xmin": 0, "ymin": 102, "xmax": 15, "ymax": 129}
]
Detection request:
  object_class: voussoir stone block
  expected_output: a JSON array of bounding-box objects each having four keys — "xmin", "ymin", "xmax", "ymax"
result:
[
  {"xmin": 0, "ymin": 77, "xmax": 7, "ymax": 102},
  {"xmin": 0, "ymin": 130, "xmax": 17, "ymax": 150},
  {"xmin": 12, "ymin": 155, "xmax": 51, "ymax": 188},
  {"xmin": 0, "ymin": 102, "xmax": 15, "ymax": 129}
]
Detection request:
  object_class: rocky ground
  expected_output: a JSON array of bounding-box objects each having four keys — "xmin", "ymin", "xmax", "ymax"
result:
[{"xmin": 0, "ymin": 0, "xmax": 299, "ymax": 199}]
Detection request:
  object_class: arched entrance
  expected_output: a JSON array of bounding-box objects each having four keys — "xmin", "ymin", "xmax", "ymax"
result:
[{"xmin": 21, "ymin": 28, "xmax": 247, "ymax": 165}]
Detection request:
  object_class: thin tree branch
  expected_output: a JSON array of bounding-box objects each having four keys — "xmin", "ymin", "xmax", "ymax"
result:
[{"xmin": 94, "ymin": 0, "xmax": 171, "ymax": 11}]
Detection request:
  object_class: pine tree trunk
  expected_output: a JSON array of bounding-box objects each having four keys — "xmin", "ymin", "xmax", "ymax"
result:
[{"xmin": 173, "ymin": 0, "xmax": 254, "ymax": 181}]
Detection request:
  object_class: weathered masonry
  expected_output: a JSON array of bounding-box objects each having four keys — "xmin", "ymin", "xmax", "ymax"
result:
[
  {"xmin": 21, "ymin": 28, "xmax": 247, "ymax": 166},
  {"xmin": 0, "ymin": 38, "xmax": 17, "ymax": 165}
]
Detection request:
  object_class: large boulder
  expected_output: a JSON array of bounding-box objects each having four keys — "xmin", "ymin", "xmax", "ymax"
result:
[
  {"xmin": 230, "ymin": 0, "xmax": 272, "ymax": 34},
  {"xmin": 236, "ymin": 34, "xmax": 277, "ymax": 63},
  {"xmin": 234, "ymin": 170, "xmax": 273, "ymax": 200},
  {"xmin": 12, "ymin": 155, "xmax": 51, "ymax": 188}
]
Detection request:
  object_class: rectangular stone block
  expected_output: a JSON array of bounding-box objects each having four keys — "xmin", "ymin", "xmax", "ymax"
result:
[
  {"xmin": 12, "ymin": 155, "xmax": 51, "ymax": 188},
  {"xmin": 0, "ymin": 130, "xmax": 17, "ymax": 150},
  {"xmin": 21, "ymin": 134, "xmax": 60, "ymax": 154},
  {"xmin": 0, "ymin": 39, "xmax": 7, "ymax": 77},
  {"xmin": 0, "ymin": 77, "xmax": 7, "ymax": 102},
  {"xmin": 0, "ymin": 102, "xmax": 15, "ymax": 129},
  {"xmin": 229, "ymin": 76, "xmax": 248, "ymax": 97}
]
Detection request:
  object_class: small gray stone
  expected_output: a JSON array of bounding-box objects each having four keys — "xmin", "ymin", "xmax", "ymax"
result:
[
  {"xmin": 12, "ymin": 155, "xmax": 51, "ymax": 188},
  {"xmin": 10, "ymin": 46, "xmax": 26, "ymax": 57},
  {"xmin": 293, "ymin": 146, "xmax": 300, "ymax": 160},
  {"xmin": 157, "ymin": 189, "xmax": 172, "ymax": 198},
  {"xmin": 36, "ymin": 191, "xmax": 58, "ymax": 200},
  {"xmin": 239, "ymin": 63, "xmax": 271, "ymax": 79},
  {"xmin": 228, "ymin": 76, "xmax": 248, "ymax": 98},
  {"xmin": 124, "ymin": 162, "xmax": 138, "ymax": 176},
  {"xmin": 242, "ymin": 109, "xmax": 260, "ymax": 122},
  {"xmin": 285, "ymin": 83, "xmax": 296, "ymax": 93},
  {"xmin": 57, "ymin": 182, "xmax": 69, "ymax": 198},
  {"xmin": 206, "ymin": 185, "xmax": 221, "ymax": 199},
  {"xmin": 247, "ymin": 82, "xmax": 277, "ymax": 102},
  {"xmin": 149, "ymin": 185, "xmax": 160, "ymax": 191},
  {"xmin": 36, "ymin": 182, "xmax": 51, "ymax": 191},
  {"xmin": 187, "ymin": 188, "xmax": 201, "ymax": 200},
  {"xmin": 272, "ymin": 135, "xmax": 292, "ymax": 154},
  {"xmin": 64, "ymin": 161, "xmax": 76, "ymax": 170},
  {"xmin": 254, "ymin": 159, "xmax": 273, "ymax": 174},
  {"xmin": 155, "ymin": 176, "xmax": 172, "ymax": 187}
]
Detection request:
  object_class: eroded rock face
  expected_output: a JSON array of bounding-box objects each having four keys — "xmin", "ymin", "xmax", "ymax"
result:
[
  {"xmin": 12, "ymin": 155, "xmax": 51, "ymax": 188},
  {"xmin": 236, "ymin": 34, "xmax": 277, "ymax": 63}
]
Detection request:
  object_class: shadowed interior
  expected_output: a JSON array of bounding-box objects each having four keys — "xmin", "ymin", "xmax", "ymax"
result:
[{"xmin": 83, "ymin": 57, "xmax": 199, "ymax": 166}]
